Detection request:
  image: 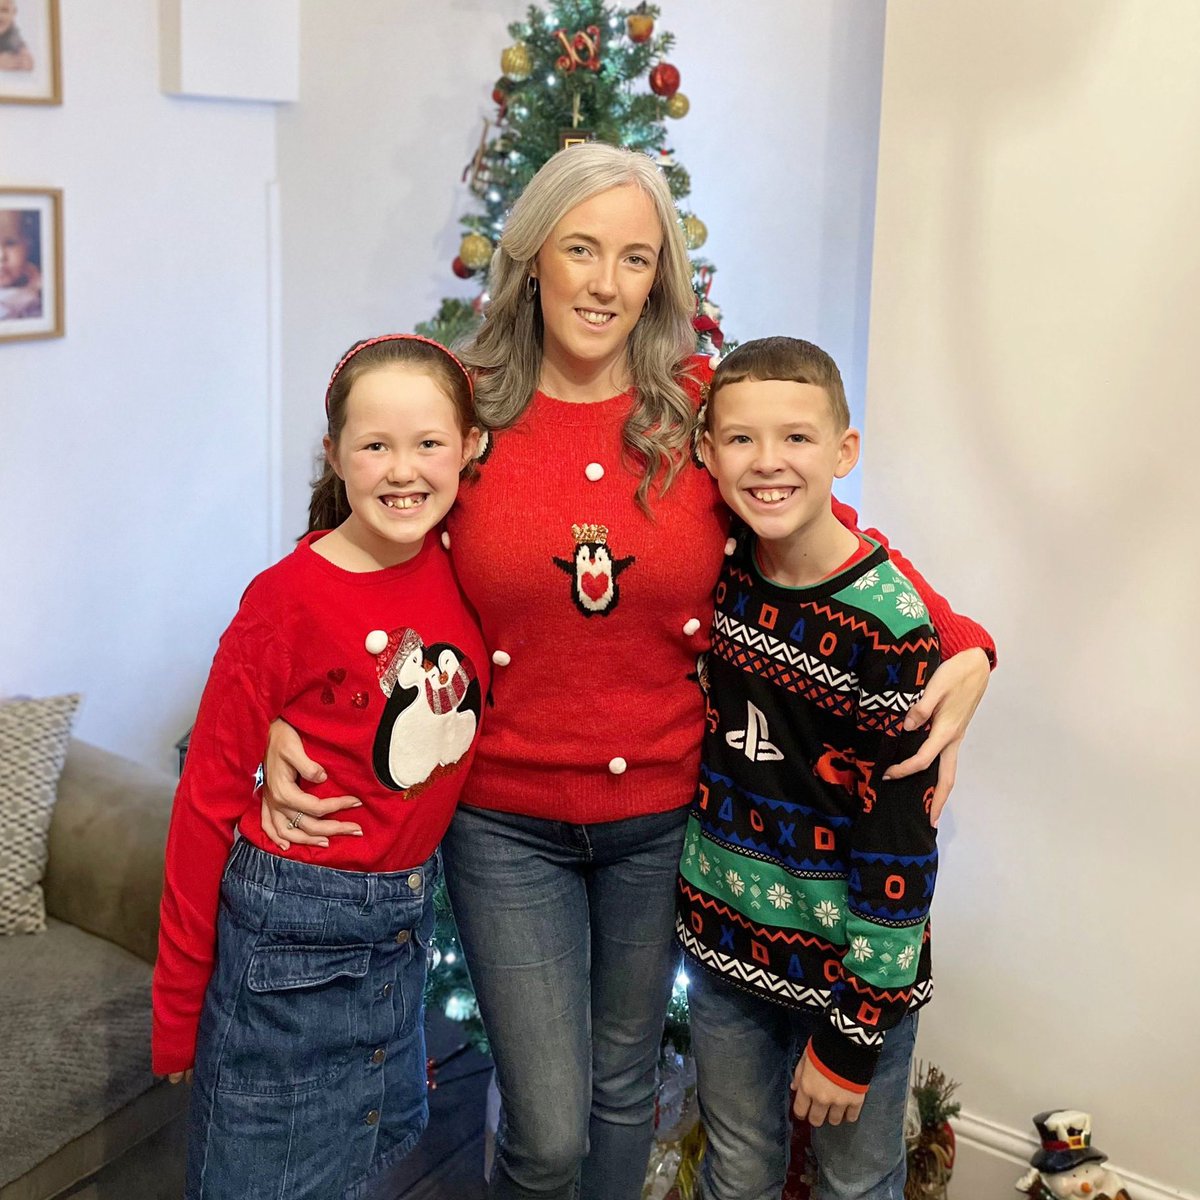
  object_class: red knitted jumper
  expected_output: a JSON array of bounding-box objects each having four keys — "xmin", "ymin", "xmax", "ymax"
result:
[
  {"xmin": 152, "ymin": 532, "xmax": 487, "ymax": 1075},
  {"xmin": 445, "ymin": 360, "xmax": 993, "ymax": 824}
]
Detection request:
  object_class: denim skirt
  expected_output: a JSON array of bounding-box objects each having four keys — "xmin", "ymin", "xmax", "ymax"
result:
[{"xmin": 185, "ymin": 837, "xmax": 436, "ymax": 1200}]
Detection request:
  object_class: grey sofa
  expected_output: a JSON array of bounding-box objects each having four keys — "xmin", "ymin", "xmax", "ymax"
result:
[{"xmin": 0, "ymin": 740, "xmax": 189, "ymax": 1200}]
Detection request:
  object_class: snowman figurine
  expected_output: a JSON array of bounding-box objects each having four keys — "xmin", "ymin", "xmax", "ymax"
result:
[{"xmin": 1015, "ymin": 1110, "xmax": 1130, "ymax": 1200}]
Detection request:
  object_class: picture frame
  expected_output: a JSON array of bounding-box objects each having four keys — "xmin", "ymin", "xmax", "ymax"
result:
[
  {"xmin": 0, "ymin": 187, "xmax": 63, "ymax": 342},
  {"xmin": 0, "ymin": 0, "xmax": 61, "ymax": 105}
]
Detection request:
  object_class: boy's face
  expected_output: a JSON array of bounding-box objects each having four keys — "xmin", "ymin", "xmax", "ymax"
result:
[
  {"xmin": 0, "ymin": 211, "xmax": 31, "ymax": 287},
  {"xmin": 0, "ymin": 2, "xmax": 16, "ymax": 36},
  {"xmin": 702, "ymin": 378, "xmax": 860, "ymax": 550}
]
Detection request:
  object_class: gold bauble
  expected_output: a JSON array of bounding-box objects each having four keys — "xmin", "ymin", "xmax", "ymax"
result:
[
  {"xmin": 459, "ymin": 233, "xmax": 493, "ymax": 271},
  {"xmin": 683, "ymin": 215, "xmax": 708, "ymax": 251},
  {"xmin": 500, "ymin": 42, "xmax": 532, "ymax": 82},
  {"xmin": 665, "ymin": 92, "xmax": 690, "ymax": 119}
]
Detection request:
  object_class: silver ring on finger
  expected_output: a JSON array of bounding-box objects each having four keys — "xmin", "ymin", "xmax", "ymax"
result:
[{"xmin": 287, "ymin": 811, "xmax": 304, "ymax": 830}]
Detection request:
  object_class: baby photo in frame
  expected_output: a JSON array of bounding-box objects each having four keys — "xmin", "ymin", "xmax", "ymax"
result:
[
  {"xmin": 0, "ymin": 187, "xmax": 63, "ymax": 341},
  {"xmin": 0, "ymin": 0, "xmax": 61, "ymax": 104}
]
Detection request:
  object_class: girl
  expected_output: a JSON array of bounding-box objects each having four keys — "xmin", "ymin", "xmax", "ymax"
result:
[
  {"xmin": 152, "ymin": 334, "xmax": 485, "ymax": 1200},
  {"xmin": 261, "ymin": 145, "xmax": 995, "ymax": 1200}
]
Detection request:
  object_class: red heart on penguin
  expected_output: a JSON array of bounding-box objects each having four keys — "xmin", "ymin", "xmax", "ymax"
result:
[
  {"xmin": 581, "ymin": 571, "xmax": 610, "ymax": 601},
  {"xmin": 327, "ymin": 668, "xmax": 347, "ymax": 685}
]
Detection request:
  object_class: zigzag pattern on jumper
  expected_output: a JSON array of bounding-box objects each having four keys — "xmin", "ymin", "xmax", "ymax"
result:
[
  {"xmin": 828, "ymin": 1006, "xmax": 886, "ymax": 1048},
  {"xmin": 713, "ymin": 629, "xmax": 859, "ymax": 723},
  {"xmin": 804, "ymin": 599, "xmax": 940, "ymax": 658},
  {"xmin": 679, "ymin": 878, "xmax": 843, "ymax": 950},
  {"xmin": 677, "ymin": 920, "xmax": 932, "ymax": 1023},
  {"xmin": 714, "ymin": 611, "xmax": 862, "ymax": 693},
  {"xmin": 713, "ymin": 611, "xmax": 925, "ymax": 716},
  {"xmin": 677, "ymin": 920, "xmax": 831, "ymax": 1008}
]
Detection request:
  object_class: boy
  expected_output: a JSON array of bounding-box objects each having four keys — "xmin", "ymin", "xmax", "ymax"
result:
[{"xmin": 679, "ymin": 337, "xmax": 941, "ymax": 1200}]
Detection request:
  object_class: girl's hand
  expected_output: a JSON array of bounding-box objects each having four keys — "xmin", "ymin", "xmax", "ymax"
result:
[
  {"xmin": 259, "ymin": 718, "xmax": 363, "ymax": 850},
  {"xmin": 883, "ymin": 647, "xmax": 991, "ymax": 826},
  {"xmin": 791, "ymin": 1050, "xmax": 864, "ymax": 1127},
  {"xmin": 167, "ymin": 1069, "xmax": 193, "ymax": 1084}
]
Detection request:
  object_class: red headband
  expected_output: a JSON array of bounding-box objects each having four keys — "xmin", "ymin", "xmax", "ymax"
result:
[{"xmin": 324, "ymin": 333, "xmax": 474, "ymax": 414}]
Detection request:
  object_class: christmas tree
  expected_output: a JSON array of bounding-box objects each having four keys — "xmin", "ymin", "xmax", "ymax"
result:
[
  {"xmin": 416, "ymin": 0, "xmax": 726, "ymax": 360},
  {"xmin": 420, "ymin": 2, "xmax": 722, "ymax": 1059}
]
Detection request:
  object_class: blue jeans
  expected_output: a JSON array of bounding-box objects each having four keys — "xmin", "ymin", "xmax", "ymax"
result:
[
  {"xmin": 687, "ymin": 967, "xmax": 918, "ymax": 1200},
  {"xmin": 440, "ymin": 803, "xmax": 689, "ymax": 1200},
  {"xmin": 186, "ymin": 838, "xmax": 437, "ymax": 1200}
]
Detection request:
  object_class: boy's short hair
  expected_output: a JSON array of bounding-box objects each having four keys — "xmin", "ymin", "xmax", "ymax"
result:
[{"xmin": 706, "ymin": 336, "xmax": 850, "ymax": 431}]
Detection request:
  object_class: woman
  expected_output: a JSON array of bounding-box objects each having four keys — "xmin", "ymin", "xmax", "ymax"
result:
[{"xmin": 262, "ymin": 143, "xmax": 994, "ymax": 1200}]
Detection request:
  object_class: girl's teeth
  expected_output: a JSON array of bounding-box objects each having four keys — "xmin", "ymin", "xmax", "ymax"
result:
[
  {"xmin": 752, "ymin": 489, "xmax": 790, "ymax": 503},
  {"xmin": 384, "ymin": 496, "xmax": 423, "ymax": 509}
]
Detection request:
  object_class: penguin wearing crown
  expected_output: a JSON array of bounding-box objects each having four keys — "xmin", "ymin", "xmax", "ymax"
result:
[
  {"xmin": 1015, "ymin": 1111, "xmax": 1130, "ymax": 1200},
  {"xmin": 553, "ymin": 523, "xmax": 635, "ymax": 617}
]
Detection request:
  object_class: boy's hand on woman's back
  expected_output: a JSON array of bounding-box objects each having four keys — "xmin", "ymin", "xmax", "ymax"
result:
[{"xmin": 791, "ymin": 1050, "xmax": 865, "ymax": 1127}]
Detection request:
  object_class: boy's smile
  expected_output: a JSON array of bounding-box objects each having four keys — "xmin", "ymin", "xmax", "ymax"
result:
[{"xmin": 702, "ymin": 379, "xmax": 861, "ymax": 586}]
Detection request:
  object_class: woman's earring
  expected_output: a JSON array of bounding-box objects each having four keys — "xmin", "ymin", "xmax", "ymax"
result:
[
  {"xmin": 525, "ymin": 275, "xmax": 539, "ymax": 301},
  {"xmin": 642, "ymin": 295, "xmax": 651, "ymax": 316}
]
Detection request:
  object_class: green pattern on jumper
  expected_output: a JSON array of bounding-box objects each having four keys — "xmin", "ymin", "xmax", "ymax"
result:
[
  {"xmin": 682, "ymin": 820, "xmax": 927, "ymax": 989},
  {"xmin": 832, "ymin": 557, "xmax": 931, "ymax": 639},
  {"xmin": 840, "ymin": 909, "xmax": 927, "ymax": 989},
  {"xmin": 681, "ymin": 819, "xmax": 848, "ymax": 942}
]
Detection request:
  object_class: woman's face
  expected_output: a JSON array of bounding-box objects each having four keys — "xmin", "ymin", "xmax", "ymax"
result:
[
  {"xmin": 531, "ymin": 183, "xmax": 663, "ymax": 386},
  {"xmin": 0, "ymin": 211, "xmax": 32, "ymax": 288}
]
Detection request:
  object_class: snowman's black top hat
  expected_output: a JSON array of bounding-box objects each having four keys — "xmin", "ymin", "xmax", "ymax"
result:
[{"xmin": 1030, "ymin": 1110, "xmax": 1108, "ymax": 1174}]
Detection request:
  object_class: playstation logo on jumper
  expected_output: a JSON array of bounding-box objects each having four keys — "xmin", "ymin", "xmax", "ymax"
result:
[{"xmin": 726, "ymin": 702, "xmax": 783, "ymax": 763}]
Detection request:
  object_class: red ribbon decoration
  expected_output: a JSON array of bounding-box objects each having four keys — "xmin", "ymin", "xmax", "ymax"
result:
[{"xmin": 555, "ymin": 25, "xmax": 602, "ymax": 72}]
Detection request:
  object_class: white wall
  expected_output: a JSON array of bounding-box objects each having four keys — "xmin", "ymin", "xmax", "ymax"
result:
[
  {"xmin": 865, "ymin": 2, "xmax": 1200, "ymax": 1195},
  {"xmin": 276, "ymin": 0, "xmax": 886, "ymax": 532},
  {"xmin": 0, "ymin": 0, "xmax": 278, "ymax": 771}
]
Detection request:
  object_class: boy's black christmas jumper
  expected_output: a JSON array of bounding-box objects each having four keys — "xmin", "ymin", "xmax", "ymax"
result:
[{"xmin": 677, "ymin": 533, "xmax": 942, "ymax": 1091}]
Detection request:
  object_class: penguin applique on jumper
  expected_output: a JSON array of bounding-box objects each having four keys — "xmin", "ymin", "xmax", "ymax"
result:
[
  {"xmin": 368, "ymin": 627, "xmax": 481, "ymax": 794},
  {"xmin": 1015, "ymin": 1110, "xmax": 1130, "ymax": 1200},
  {"xmin": 553, "ymin": 523, "xmax": 635, "ymax": 617}
]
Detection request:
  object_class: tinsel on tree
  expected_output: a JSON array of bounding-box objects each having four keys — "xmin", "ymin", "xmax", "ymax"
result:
[
  {"xmin": 416, "ymin": 0, "xmax": 726, "ymax": 361},
  {"xmin": 421, "ymin": 2, "xmax": 723, "ymax": 1061}
]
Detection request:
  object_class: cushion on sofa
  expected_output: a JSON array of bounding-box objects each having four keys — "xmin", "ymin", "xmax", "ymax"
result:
[
  {"xmin": 0, "ymin": 694, "xmax": 81, "ymax": 935},
  {"xmin": 0, "ymin": 919, "xmax": 161, "ymax": 1188}
]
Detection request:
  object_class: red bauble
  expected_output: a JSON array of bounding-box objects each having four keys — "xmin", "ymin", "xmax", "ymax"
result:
[
  {"xmin": 452, "ymin": 256, "xmax": 473, "ymax": 279},
  {"xmin": 649, "ymin": 62, "xmax": 680, "ymax": 98},
  {"xmin": 492, "ymin": 77, "xmax": 510, "ymax": 106}
]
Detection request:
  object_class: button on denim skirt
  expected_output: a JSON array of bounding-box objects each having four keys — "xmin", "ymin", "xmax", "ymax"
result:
[{"xmin": 185, "ymin": 838, "xmax": 437, "ymax": 1200}]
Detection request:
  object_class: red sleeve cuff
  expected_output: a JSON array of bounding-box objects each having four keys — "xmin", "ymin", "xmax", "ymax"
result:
[{"xmin": 806, "ymin": 1027, "xmax": 879, "ymax": 1092}]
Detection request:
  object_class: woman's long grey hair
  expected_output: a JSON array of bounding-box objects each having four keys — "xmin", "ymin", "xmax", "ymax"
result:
[{"xmin": 458, "ymin": 142, "xmax": 699, "ymax": 509}]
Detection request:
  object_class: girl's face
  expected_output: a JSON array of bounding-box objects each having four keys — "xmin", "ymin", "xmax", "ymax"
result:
[
  {"xmin": 531, "ymin": 183, "xmax": 662, "ymax": 387},
  {"xmin": 0, "ymin": 211, "xmax": 31, "ymax": 288},
  {"xmin": 326, "ymin": 365, "xmax": 479, "ymax": 567}
]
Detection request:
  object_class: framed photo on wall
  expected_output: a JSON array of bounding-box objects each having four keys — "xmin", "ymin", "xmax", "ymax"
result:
[
  {"xmin": 0, "ymin": 187, "xmax": 63, "ymax": 342},
  {"xmin": 0, "ymin": 0, "xmax": 61, "ymax": 104}
]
